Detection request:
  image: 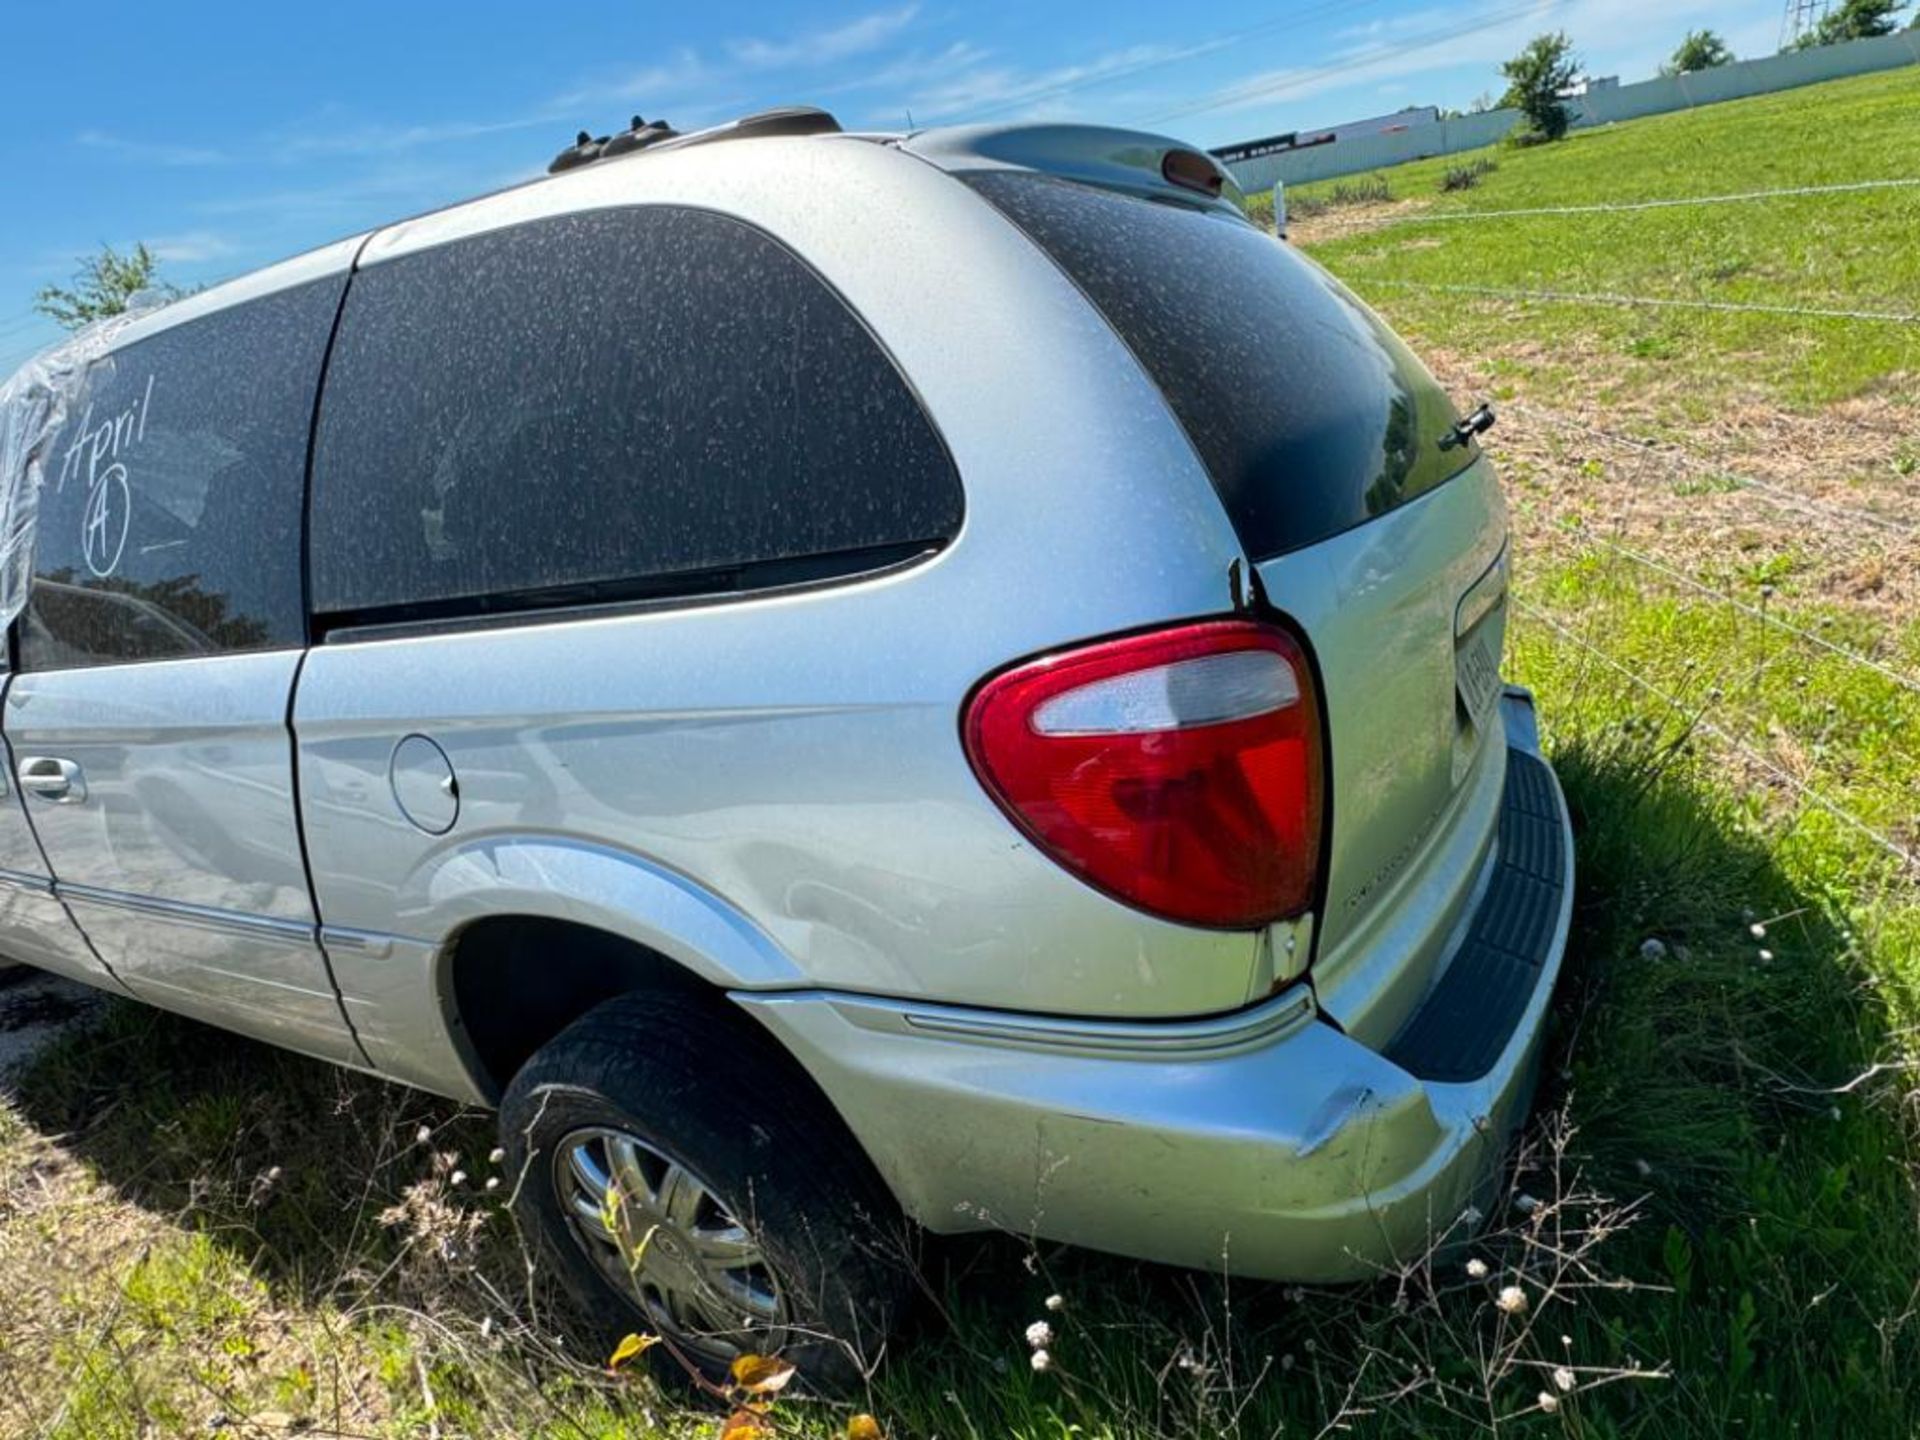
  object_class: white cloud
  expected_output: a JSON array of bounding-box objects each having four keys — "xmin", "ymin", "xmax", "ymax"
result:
[
  {"xmin": 278, "ymin": 115, "xmax": 553, "ymax": 159},
  {"xmin": 548, "ymin": 48, "xmax": 715, "ymax": 112},
  {"xmin": 147, "ymin": 230, "xmax": 238, "ymax": 264},
  {"xmin": 728, "ymin": 5, "xmax": 920, "ymax": 70},
  {"xmin": 875, "ymin": 41, "xmax": 1214, "ymax": 124},
  {"xmin": 77, "ymin": 130, "xmax": 229, "ymax": 167}
]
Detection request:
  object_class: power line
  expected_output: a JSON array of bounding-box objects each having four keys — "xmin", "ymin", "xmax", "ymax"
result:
[{"xmin": 1364, "ymin": 278, "xmax": 1920, "ymax": 325}]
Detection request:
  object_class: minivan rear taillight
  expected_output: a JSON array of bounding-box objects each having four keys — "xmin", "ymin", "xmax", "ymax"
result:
[{"xmin": 963, "ymin": 621, "xmax": 1324, "ymax": 930}]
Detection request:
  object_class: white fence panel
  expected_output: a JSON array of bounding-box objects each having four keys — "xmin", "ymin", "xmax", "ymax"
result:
[{"xmin": 1225, "ymin": 31, "xmax": 1920, "ymax": 191}]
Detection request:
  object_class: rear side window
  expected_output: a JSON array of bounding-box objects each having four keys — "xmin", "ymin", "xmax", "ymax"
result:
[
  {"xmin": 963, "ymin": 172, "xmax": 1474, "ymax": 560},
  {"xmin": 311, "ymin": 206, "xmax": 961, "ymax": 625},
  {"xmin": 20, "ymin": 278, "xmax": 341, "ymax": 671}
]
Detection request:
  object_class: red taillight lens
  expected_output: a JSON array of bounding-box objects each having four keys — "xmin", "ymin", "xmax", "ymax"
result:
[{"xmin": 963, "ymin": 620, "xmax": 1324, "ymax": 930}]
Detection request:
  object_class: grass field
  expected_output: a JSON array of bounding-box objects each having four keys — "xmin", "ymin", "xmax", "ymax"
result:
[{"xmin": 2, "ymin": 65, "xmax": 1918, "ymax": 1440}]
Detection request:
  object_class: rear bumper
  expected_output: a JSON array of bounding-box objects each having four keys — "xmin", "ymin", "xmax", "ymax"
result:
[{"xmin": 736, "ymin": 688, "xmax": 1574, "ymax": 1280}]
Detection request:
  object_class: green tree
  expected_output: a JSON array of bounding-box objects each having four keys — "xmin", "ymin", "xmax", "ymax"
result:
[
  {"xmin": 1498, "ymin": 31, "xmax": 1580, "ymax": 142},
  {"xmin": 1792, "ymin": 0, "xmax": 1908, "ymax": 46},
  {"xmin": 1664, "ymin": 29, "xmax": 1735, "ymax": 73},
  {"xmin": 33, "ymin": 243, "xmax": 178, "ymax": 331}
]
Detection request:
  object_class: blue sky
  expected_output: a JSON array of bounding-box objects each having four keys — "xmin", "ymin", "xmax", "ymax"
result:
[{"xmin": 0, "ymin": 0, "xmax": 1785, "ymax": 370}]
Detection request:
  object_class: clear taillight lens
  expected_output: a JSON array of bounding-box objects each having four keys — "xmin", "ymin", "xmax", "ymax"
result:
[{"xmin": 963, "ymin": 620, "xmax": 1324, "ymax": 930}]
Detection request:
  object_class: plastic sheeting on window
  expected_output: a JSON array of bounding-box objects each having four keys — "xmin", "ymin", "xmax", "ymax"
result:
[{"xmin": 0, "ymin": 305, "xmax": 161, "ymax": 636}]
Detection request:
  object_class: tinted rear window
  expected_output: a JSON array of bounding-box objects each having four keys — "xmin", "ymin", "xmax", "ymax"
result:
[
  {"xmin": 311, "ymin": 206, "xmax": 961, "ymax": 624},
  {"xmin": 964, "ymin": 172, "xmax": 1475, "ymax": 560}
]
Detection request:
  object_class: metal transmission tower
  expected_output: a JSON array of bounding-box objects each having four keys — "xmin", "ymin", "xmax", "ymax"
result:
[{"xmin": 1780, "ymin": 0, "xmax": 1829, "ymax": 47}]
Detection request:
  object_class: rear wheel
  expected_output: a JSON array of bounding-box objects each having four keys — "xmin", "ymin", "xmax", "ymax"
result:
[{"xmin": 500, "ymin": 990, "xmax": 914, "ymax": 1388}]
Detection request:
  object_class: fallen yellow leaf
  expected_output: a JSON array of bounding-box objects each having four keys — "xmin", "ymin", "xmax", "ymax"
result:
[
  {"xmin": 846, "ymin": 1413, "xmax": 885, "ymax": 1440},
  {"xmin": 607, "ymin": 1333, "xmax": 660, "ymax": 1369},
  {"xmin": 729, "ymin": 1352, "xmax": 797, "ymax": 1396},
  {"xmin": 720, "ymin": 1409, "xmax": 772, "ymax": 1440}
]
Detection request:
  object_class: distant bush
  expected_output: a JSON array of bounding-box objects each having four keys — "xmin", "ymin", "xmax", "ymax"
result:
[
  {"xmin": 1503, "ymin": 123, "xmax": 1557, "ymax": 149},
  {"xmin": 1290, "ymin": 175, "xmax": 1392, "ymax": 218},
  {"xmin": 1440, "ymin": 158, "xmax": 1499, "ymax": 192}
]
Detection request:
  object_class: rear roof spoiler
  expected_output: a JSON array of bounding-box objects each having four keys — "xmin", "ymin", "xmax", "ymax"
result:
[{"xmin": 900, "ymin": 124, "xmax": 1246, "ymax": 217}]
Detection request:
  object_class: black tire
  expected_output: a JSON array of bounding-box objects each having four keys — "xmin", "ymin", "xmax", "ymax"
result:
[{"xmin": 500, "ymin": 989, "xmax": 916, "ymax": 1390}]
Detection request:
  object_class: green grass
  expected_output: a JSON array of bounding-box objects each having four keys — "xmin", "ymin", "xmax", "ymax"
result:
[
  {"xmin": 2, "ymin": 61, "xmax": 1919, "ymax": 1440},
  {"xmin": 1289, "ymin": 66, "xmax": 1920, "ymax": 410}
]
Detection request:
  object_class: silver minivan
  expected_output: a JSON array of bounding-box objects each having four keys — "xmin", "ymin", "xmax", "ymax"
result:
[{"xmin": 0, "ymin": 108, "xmax": 1572, "ymax": 1382}]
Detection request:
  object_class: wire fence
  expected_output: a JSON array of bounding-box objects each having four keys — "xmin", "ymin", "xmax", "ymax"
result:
[
  {"xmin": 1298, "ymin": 167, "xmax": 1920, "ymax": 881},
  {"xmin": 1363, "ymin": 279, "xmax": 1920, "ymax": 327},
  {"xmin": 1513, "ymin": 596, "xmax": 1918, "ymax": 872},
  {"xmin": 1367, "ymin": 177, "xmax": 1920, "ymax": 224},
  {"xmin": 1528, "ymin": 515, "xmax": 1920, "ymax": 698},
  {"xmin": 1506, "ymin": 400, "xmax": 1920, "ymax": 539}
]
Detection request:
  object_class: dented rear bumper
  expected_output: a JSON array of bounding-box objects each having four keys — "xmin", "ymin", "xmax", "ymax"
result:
[{"xmin": 736, "ymin": 688, "xmax": 1573, "ymax": 1280}]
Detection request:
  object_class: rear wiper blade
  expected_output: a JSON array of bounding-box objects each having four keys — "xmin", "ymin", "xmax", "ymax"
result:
[{"xmin": 1440, "ymin": 403, "xmax": 1496, "ymax": 451}]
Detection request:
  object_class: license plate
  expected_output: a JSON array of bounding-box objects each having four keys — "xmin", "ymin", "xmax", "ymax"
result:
[{"xmin": 1456, "ymin": 623, "xmax": 1503, "ymax": 729}]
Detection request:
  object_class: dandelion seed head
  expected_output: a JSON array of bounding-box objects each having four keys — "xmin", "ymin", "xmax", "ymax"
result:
[
  {"xmin": 1025, "ymin": 1321, "xmax": 1053, "ymax": 1350},
  {"xmin": 1496, "ymin": 1285, "xmax": 1529, "ymax": 1315},
  {"xmin": 1466, "ymin": 1258, "xmax": 1489, "ymax": 1279},
  {"xmin": 1639, "ymin": 937, "xmax": 1667, "ymax": 961}
]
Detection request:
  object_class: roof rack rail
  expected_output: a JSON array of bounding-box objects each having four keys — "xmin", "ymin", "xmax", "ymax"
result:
[{"xmin": 546, "ymin": 106, "xmax": 841, "ymax": 175}]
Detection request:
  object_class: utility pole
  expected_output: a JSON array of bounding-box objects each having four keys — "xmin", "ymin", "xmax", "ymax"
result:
[{"xmin": 1779, "ymin": 0, "xmax": 1828, "ymax": 48}]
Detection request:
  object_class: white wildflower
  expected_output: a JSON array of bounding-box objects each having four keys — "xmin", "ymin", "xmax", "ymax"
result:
[
  {"xmin": 1466, "ymin": 1258, "xmax": 1489, "ymax": 1279},
  {"xmin": 488, "ymin": 1147, "xmax": 506, "ymax": 1165},
  {"xmin": 1538, "ymin": 1391, "xmax": 1560, "ymax": 1414},
  {"xmin": 1749, "ymin": 922, "xmax": 1767, "ymax": 940},
  {"xmin": 1553, "ymin": 1366, "xmax": 1576, "ymax": 1392},
  {"xmin": 1025, "ymin": 1320, "xmax": 1054, "ymax": 1350},
  {"xmin": 1030, "ymin": 1349, "xmax": 1051, "ymax": 1373},
  {"xmin": 1496, "ymin": 1285, "xmax": 1529, "ymax": 1315},
  {"xmin": 415, "ymin": 1125, "xmax": 433, "ymax": 1145},
  {"xmin": 449, "ymin": 1170, "xmax": 467, "ymax": 1188},
  {"xmin": 1757, "ymin": 949, "xmax": 1774, "ymax": 964},
  {"xmin": 1045, "ymin": 1293, "xmax": 1065, "ymax": 1312}
]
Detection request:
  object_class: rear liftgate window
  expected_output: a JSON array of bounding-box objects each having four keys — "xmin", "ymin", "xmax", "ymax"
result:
[
  {"xmin": 964, "ymin": 171, "xmax": 1477, "ymax": 560},
  {"xmin": 310, "ymin": 206, "xmax": 962, "ymax": 627}
]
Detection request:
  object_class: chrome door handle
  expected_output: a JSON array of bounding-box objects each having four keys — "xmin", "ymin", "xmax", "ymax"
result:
[{"xmin": 17, "ymin": 756, "xmax": 86, "ymax": 804}]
